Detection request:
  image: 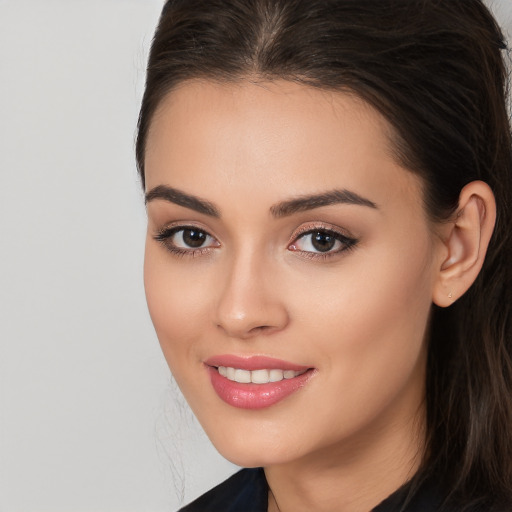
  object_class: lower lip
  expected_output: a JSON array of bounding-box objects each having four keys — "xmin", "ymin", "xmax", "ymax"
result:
[{"xmin": 207, "ymin": 366, "xmax": 315, "ymax": 410}]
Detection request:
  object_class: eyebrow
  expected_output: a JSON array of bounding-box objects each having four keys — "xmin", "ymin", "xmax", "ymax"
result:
[
  {"xmin": 270, "ymin": 189, "xmax": 377, "ymax": 217},
  {"xmin": 145, "ymin": 185, "xmax": 377, "ymax": 218},
  {"xmin": 145, "ymin": 185, "xmax": 220, "ymax": 217}
]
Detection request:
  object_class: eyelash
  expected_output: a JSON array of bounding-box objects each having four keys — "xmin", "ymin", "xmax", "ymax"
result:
[
  {"xmin": 153, "ymin": 224, "xmax": 359, "ymax": 260},
  {"xmin": 154, "ymin": 225, "xmax": 217, "ymax": 258},
  {"xmin": 289, "ymin": 224, "xmax": 358, "ymax": 260}
]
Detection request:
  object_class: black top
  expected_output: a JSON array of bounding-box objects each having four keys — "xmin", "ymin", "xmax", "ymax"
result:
[{"xmin": 178, "ymin": 467, "xmax": 449, "ymax": 512}]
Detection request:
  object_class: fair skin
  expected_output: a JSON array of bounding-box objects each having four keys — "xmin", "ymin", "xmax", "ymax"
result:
[{"xmin": 143, "ymin": 80, "xmax": 495, "ymax": 512}]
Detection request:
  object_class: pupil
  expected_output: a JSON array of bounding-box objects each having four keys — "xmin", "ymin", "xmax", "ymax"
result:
[
  {"xmin": 183, "ymin": 229, "xmax": 206, "ymax": 248},
  {"xmin": 312, "ymin": 232, "xmax": 335, "ymax": 252}
]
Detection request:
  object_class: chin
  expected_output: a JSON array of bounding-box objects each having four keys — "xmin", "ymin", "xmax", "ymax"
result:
[
  {"xmin": 200, "ymin": 417, "xmax": 302, "ymax": 469},
  {"xmin": 214, "ymin": 442, "xmax": 287, "ymax": 469}
]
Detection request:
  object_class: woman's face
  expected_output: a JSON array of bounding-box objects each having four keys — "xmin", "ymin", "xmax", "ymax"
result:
[{"xmin": 144, "ymin": 80, "xmax": 444, "ymax": 468}]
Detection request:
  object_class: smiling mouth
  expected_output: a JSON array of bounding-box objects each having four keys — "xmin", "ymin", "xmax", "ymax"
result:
[
  {"xmin": 216, "ymin": 366, "xmax": 308, "ymax": 384},
  {"xmin": 207, "ymin": 364, "xmax": 316, "ymax": 409}
]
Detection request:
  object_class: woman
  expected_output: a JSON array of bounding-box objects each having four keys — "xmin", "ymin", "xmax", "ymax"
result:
[{"xmin": 136, "ymin": 0, "xmax": 512, "ymax": 510}]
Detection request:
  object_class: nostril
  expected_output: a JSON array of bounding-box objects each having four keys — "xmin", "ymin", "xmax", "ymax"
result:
[
  {"xmin": 215, "ymin": 321, "xmax": 282, "ymax": 339},
  {"xmin": 213, "ymin": 287, "xmax": 290, "ymax": 338},
  {"xmin": 250, "ymin": 325, "xmax": 270, "ymax": 333}
]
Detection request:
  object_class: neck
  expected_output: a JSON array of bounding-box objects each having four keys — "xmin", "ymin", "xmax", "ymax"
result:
[{"xmin": 265, "ymin": 400, "xmax": 426, "ymax": 512}]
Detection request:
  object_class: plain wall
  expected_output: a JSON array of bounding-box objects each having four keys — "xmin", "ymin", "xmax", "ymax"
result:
[
  {"xmin": 0, "ymin": 1, "xmax": 236, "ymax": 511},
  {"xmin": 0, "ymin": 1, "xmax": 510, "ymax": 511}
]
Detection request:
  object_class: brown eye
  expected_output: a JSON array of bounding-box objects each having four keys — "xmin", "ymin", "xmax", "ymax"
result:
[
  {"xmin": 290, "ymin": 228, "xmax": 357, "ymax": 256},
  {"xmin": 181, "ymin": 228, "xmax": 208, "ymax": 248},
  {"xmin": 154, "ymin": 226, "xmax": 219, "ymax": 254},
  {"xmin": 310, "ymin": 232, "xmax": 337, "ymax": 252}
]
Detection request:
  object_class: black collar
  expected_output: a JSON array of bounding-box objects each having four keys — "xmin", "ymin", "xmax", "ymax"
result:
[{"xmin": 179, "ymin": 468, "xmax": 447, "ymax": 512}]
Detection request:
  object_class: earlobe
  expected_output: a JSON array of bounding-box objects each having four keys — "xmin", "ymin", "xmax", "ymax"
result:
[{"xmin": 432, "ymin": 181, "xmax": 496, "ymax": 308}]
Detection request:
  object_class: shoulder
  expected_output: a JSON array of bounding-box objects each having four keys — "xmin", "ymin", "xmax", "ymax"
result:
[
  {"xmin": 373, "ymin": 476, "xmax": 512, "ymax": 512},
  {"xmin": 178, "ymin": 468, "xmax": 268, "ymax": 512}
]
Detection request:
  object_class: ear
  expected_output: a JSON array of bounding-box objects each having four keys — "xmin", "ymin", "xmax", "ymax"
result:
[{"xmin": 432, "ymin": 181, "xmax": 496, "ymax": 307}]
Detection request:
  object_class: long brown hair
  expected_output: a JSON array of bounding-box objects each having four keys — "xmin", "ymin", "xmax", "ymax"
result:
[{"xmin": 136, "ymin": 1, "xmax": 512, "ymax": 508}]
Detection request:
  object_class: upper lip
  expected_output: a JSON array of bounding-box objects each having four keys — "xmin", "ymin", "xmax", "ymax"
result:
[{"xmin": 204, "ymin": 354, "xmax": 311, "ymax": 372}]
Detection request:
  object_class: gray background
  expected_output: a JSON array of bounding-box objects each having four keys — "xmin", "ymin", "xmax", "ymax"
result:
[{"xmin": 0, "ymin": 1, "xmax": 510, "ymax": 511}]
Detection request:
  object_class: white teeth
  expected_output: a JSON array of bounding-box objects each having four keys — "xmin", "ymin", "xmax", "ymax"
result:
[
  {"xmin": 217, "ymin": 366, "xmax": 307, "ymax": 384},
  {"xmin": 269, "ymin": 369, "xmax": 284, "ymax": 382},
  {"xmin": 251, "ymin": 369, "xmax": 269, "ymax": 384},
  {"xmin": 234, "ymin": 369, "xmax": 251, "ymax": 383},
  {"xmin": 226, "ymin": 367, "xmax": 236, "ymax": 380}
]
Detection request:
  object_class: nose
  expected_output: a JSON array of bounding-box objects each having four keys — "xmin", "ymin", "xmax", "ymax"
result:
[{"xmin": 213, "ymin": 251, "xmax": 290, "ymax": 339}]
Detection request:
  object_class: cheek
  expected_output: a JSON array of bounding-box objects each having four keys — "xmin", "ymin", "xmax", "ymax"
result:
[
  {"xmin": 143, "ymin": 239, "xmax": 211, "ymax": 366},
  {"xmin": 292, "ymin": 246, "xmax": 432, "ymax": 345},
  {"xmin": 285, "ymin": 237, "xmax": 434, "ymax": 431}
]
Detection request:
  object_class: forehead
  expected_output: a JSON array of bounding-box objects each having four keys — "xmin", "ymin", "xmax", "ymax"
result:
[{"xmin": 144, "ymin": 79, "xmax": 424, "ymax": 212}]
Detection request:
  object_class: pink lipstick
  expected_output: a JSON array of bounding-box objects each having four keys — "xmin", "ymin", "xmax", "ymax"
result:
[{"xmin": 205, "ymin": 355, "xmax": 315, "ymax": 410}]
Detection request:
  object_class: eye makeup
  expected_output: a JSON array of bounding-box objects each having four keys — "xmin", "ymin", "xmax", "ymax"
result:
[
  {"xmin": 153, "ymin": 220, "xmax": 359, "ymax": 261},
  {"xmin": 288, "ymin": 222, "xmax": 359, "ymax": 260},
  {"xmin": 153, "ymin": 224, "xmax": 220, "ymax": 258}
]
